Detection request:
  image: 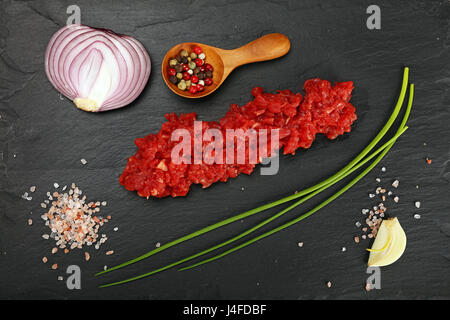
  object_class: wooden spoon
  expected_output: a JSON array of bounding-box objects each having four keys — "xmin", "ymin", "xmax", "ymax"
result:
[{"xmin": 161, "ymin": 33, "xmax": 290, "ymax": 98}]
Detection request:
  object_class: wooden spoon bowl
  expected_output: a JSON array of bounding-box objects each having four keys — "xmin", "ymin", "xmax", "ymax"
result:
[{"xmin": 161, "ymin": 33, "xmax": 290, "ymax": 98}]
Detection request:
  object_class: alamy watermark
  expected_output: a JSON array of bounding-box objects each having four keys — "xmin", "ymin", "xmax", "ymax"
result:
[
  {"xmin": 366, "ymin": 266, "xmax": 381, "ymax": 290},
  {"xmin": 170, "ymin": 121, "xmax": 280, "ymax": 175},
  {"xmin": 66, "ymin": 265, "xmax": 81, "ymax": 290},
  {"xmin": 66, "ymin": 4, "xmax": 81, "ymax": 25},
  {"xmin": 366, "ymin": 5, "xmax": 381, "ymax": 30}
]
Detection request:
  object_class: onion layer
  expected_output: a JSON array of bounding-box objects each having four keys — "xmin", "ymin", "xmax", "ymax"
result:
[{"xmin": 45, "ymin": 24, "xmax": 151, "ymax": 112}]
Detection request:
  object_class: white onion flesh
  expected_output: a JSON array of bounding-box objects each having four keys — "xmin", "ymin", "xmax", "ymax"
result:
[{"xmin": 45, "ymin": 24, "xmax": 151, "ymax": 112}]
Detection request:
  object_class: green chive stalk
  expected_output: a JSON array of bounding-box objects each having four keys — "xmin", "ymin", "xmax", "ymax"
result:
[
  {"xmin": 99, "ymin": 81, "xmax": 414, "ymax": 288},
  {"xmin": 96, "ymin": 68, "xmax": 410, "ymax": 279}
]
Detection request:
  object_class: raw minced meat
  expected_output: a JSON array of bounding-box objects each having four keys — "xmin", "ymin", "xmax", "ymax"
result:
[{"xmin": 120, "ymin": 79, "xmax": 357, "ymax": 198}]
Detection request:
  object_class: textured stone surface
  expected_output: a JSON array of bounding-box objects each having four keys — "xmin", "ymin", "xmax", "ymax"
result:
[{"xmin": 0, "ymin": 0, "xmax": 449, "ymax": 299}]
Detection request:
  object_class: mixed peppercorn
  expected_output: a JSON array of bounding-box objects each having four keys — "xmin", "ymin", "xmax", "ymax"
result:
[{"xmin": 168, "ymin": 46, "xmax": 214, "ymax": 94}]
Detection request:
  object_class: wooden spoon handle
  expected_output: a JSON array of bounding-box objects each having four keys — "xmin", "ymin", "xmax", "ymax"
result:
[{"xmin": 219, "ymin": 33, "xmax": 290, "ymax": 75}]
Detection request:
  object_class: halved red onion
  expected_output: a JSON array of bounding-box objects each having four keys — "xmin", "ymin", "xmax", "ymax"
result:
[{"xmin": 45, "ymin": 24, "xmax": 151, "ymax": 112}]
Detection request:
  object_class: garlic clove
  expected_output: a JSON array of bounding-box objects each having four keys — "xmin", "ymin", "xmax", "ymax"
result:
[{"xmin": 367, "ymin": 217, "xmax": 406, "ymax": 267}]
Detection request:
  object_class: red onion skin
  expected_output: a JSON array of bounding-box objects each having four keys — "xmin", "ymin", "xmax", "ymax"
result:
[{"xmin": 45, "ymin": 24, "xmax": 151, "ymax": 112}]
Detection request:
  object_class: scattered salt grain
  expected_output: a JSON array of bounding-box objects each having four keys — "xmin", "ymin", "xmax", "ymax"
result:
[
  {"xmin": 369, "ymin": 193, "xmax": 375, "ymax": 198},
  {"xmin": 376, "ymin": 178, "xmax": 381, "ymax": 183},
  {"xmin": 298, "ymin": 242, "xmax": 304, "ymax": 248},
  {"xmin": 414, "ymin": 214, "xmax": 421, "ymax": 219},
  {"xmin": 394, "ymin": 196, "xmax": 399, "ymax": 203},
  {"xmin": 104, "ymin": 265, "xmax": 108, "ymax": 271},
  {"xmin": 342, "ymin": 247, "xmax": 346, "ymax": 252},
  {"xmin": 415, "ymin": 201, "xmax": 421, "ymax": 209},
  {"xmin": 28, "ymin": 219, "xmax": 33, "ymax": 226},
  {"xmin": 30, "ymin": 186, "xmax": 36, "ymax": 193},
  {"xmin": 355, "ymin": 221, "xmax": 361, "ymax": 228},
  {"xmin": 392, "ymin": 180, "xmax": 399, "ymax": 188},
  {"xmin": 57, "ymin": 276, "xmax": 63, "ymax": 281},
  {"xmin": 80, "ymin": 159, "xmax": 87, "ymax": 165},
  {"xmin": 54, "ymin": 182, "xmax": 59, "ymax": 188},
  {"xmin": 42, "ymin": 234, "xmax": 49, "ymax": 240},
  {"xmin": 106, "ymin": 250, "xmax": 114, "ymax": 256},
  {"xmin": 362, "ymin": 209, "xmax": 369, "ymax": 215},
  {"xmin": 381, "ymin": 167, "xmax": 386, "ymax": 172},
  {"xmin": 113, "ymin": 227, "xmax": 118, "ymax": 232},
  {"xmin": 156, "ymin": 242, "xmax": 161, "ymax": 248},
  {"xmin": 327, "ymin": 281, "xmax": 332, "ymax": 288}
]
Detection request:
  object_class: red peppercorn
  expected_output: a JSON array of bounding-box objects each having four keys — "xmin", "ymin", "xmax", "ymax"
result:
[
  {"xmin": 205, "ymin": 63, "xmax": 213, "ymax": 72},
  {"xmin": 182, "ymin": 72, "xmax": 191, "ymax": 81},
  {"xmin": 189, "ymin": 85, "xmax": 198, "ymax": 94},
  {"xmin": 204, "ymin": 77, "xmax": 213, "ymax": 86},
  {"xmin": 169, "ymin": 68, "xmax": 176, "ymax": 76},
  {"xmin": 182, "ymin": 64, "xmax": 190, "ymax": 72},
  {"xmin": 195, "ymin": 58, "xmax": 204, "ymax": 67},
  {"xmin": 191, "ymin": 75, "xmax": 199, "ymax": 84},
  {"xmin": 196, "ymin": 84, "xmax": 205, "ymax": 92},
  {"xmin": 193, "ymin": 46, "xmax": 202, "ymax": 55}
]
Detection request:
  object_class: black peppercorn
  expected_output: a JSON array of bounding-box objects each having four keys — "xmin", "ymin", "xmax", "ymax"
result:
[
  {"xmin": 198, "ymin": 72, "xmax": 205, "ymax": 80},
  {"xmin": 194, "ymin": 67, "xmax": 201, "ymax": 75},
  {"xmin": 169, "ymin": 75, "xmax": 178, "ymax": 84},
  {"xmin": 205, "ymin": 70, "xmax": 213, "ymax": 78},
  {"xmin": 181, "ymin": 57, "xmax": 188, "ymax": 64},
  {"xmin": 175, "ymin": 64, "xmax": 183, "ymax": 73},
  {"xmin": 175, "ymin": 55, "xmax": 182, "ymax": 63}
]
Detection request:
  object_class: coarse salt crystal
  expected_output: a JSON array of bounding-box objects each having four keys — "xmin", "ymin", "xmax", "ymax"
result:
[
  {"xmin": 415, "ymin": 201, "xmax": 421, "ymax": 208},
  {"xmin": 394, "ymin": 196, "xmax": 399, "ymax": 203},
  {"xmin": 381, "ymin": 167, "xmax": 386, "ymax": 172},
  {"xmin": 30, "ymin": 186, "xmax": 36, "ymax": 192},
  {"xmin": 54, "ymin": 183, "xmax": 59, "ymax": 188},
  {"xmin": 342, "ymin": 247, "xmax": 346, "ymax": 252},
  {"xmin": 392, "ymin": 180, "xmax": 399, "ymax": 188},
  {"xmin": 298, "ymin": 242, "xmax": 304, "ymax": 247},
  {"xmin": 80, "ymin": 159, "xmax": 87, "ymax": 165},
  {"xmin": 414, "ymin": 214, "xmax": 421, "ymax": 219},
  {"xmin": 369, "ymin": 193, "xmax": 375, "ymax": 198}
]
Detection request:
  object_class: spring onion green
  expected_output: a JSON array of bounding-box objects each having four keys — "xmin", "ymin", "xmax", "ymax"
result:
[{"xmin": 96, "ymin": 68, "xmax": 410, "ymax": 278}]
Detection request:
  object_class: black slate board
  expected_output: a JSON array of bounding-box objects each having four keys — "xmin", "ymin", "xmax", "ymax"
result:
[{"xmin": 0, "ymin": 0, "xmax": 449, "ymax": 299}]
